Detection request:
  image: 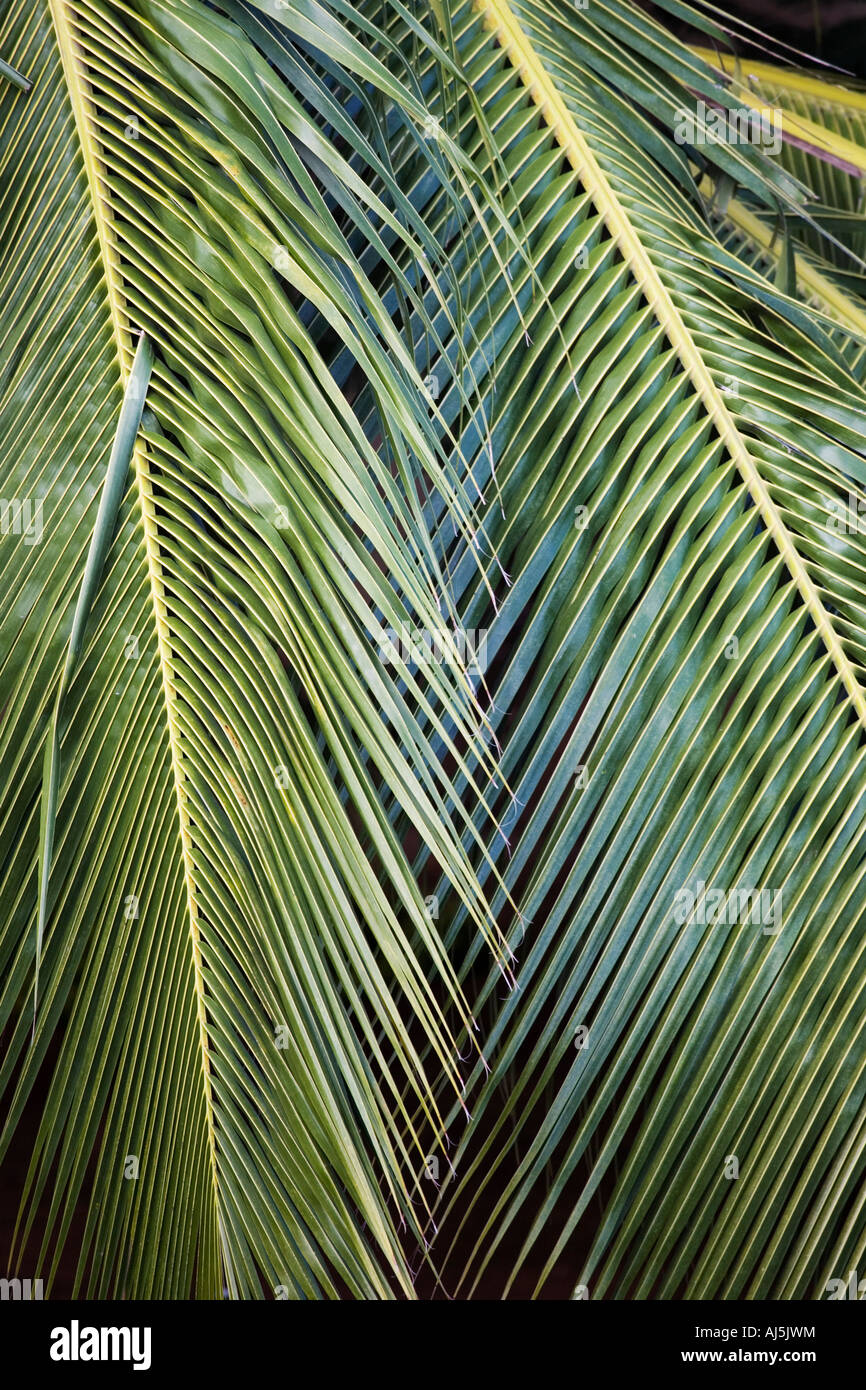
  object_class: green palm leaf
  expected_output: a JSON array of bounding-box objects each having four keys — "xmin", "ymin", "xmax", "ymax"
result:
[
  {"xmin": 4, "ymin": 0, "xmax": 866, "ymax": 1302},
  {"xmin": 0, "ymin": 0, "xmax": 513, "ymax": 1298},
  {"xmin": 376, "ymin": 0, "xmax": 866, "ymax": 1299},
  {"xmin": 694, "ymin": 56, "xmax": 866, "ymax": 379}
]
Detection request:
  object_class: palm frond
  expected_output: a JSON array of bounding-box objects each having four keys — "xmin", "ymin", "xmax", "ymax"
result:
[
  {"xmin": 4, "ymin": 0, "xmax": 866, "ymax": 1304},
  {"xmin": 0, "ymin": 0, "xmax": 513, "ymax": 1298},
  {"xmin": 373, "ymin": 0, "xmax": 866, "ymax": 1300}
]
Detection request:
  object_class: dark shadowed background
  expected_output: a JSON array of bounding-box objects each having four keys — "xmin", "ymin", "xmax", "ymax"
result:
[{"xmin": 675, "ymin": 0, "xmax": 866, "ymax": 77}]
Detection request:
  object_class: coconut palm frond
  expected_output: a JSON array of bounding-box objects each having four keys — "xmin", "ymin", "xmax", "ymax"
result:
[{"xmin": 3, "ymin": 0, "xmax": 866, "ymax": 1303}]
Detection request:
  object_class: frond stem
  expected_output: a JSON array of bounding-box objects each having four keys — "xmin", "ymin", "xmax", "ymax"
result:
[
  {"xmin": 475, "ymin": 0, "xmax": 866, "ymax": 733},
  {"xmin": 48, "ymin": 0, "xmax": 228, "ymax": 1289}
]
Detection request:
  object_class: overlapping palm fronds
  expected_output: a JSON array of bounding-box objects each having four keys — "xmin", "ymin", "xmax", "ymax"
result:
[{"xmin": 3, "ymin": 0, "xmax": 866, "ymax": 1300}]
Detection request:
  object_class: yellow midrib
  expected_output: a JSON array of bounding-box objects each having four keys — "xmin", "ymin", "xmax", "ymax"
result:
[
  {"xmin": 47, "ymin": 0, "xmax": 227, "ymax": 1282},
  {"xmin": 691, "ymin": 46, "xmax": 866, "ymax": 117},
  {"xmin": 702, "ymin": 178, "xmax": 866, "ymax": 341},
  {"xmin": 686, "ymin": 48, "xmax": 866, "ymax": 175},
  {"xmin": 474, "ymin": 0, "xmax": 866, "ymax": 733}
]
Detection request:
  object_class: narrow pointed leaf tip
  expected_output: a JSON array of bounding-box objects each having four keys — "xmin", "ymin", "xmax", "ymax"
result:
[
  {"xmin": 33, "ymin": 334, "xmax": 154, "ymax": 1039},
  {"xmin": 0, "ymin": 55, "xmax": 32, "ymax": 92}
]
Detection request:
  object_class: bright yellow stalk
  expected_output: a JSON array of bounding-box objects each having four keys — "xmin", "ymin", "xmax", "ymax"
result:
[
  {"xmin": 474, "ymin": 0, "xmax": 866, "ymax": 732},
  {"xmin": 47, "ymin": 0, "xmax": 228, "ymax": 1290},
  {"xmin": 691, "ymin": 47, "xmax": 866, "ymax": 174},
  {"xmin": 699, "ymin": 177, "xmax": 866, "ymax": 340}
]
